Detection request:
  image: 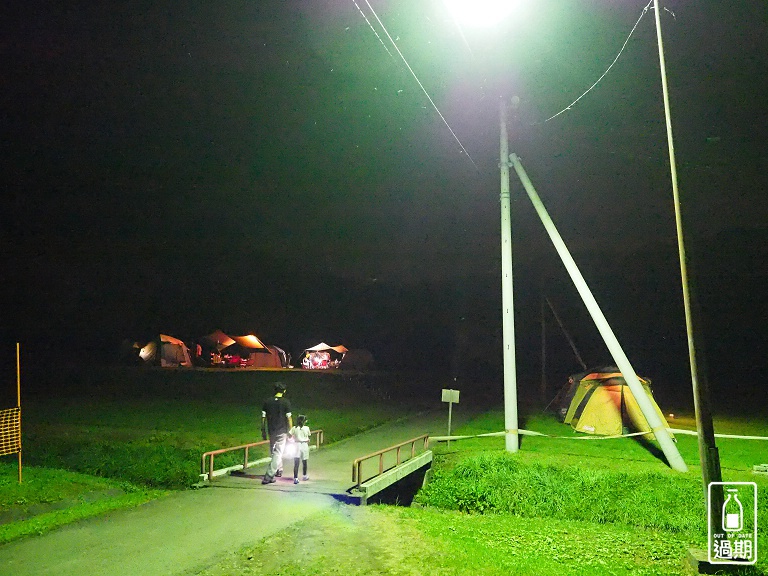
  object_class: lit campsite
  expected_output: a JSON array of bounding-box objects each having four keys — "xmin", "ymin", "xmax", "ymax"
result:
[{"xmin": 3, "ymin": 1, "xmax": 767, "ymax": 575}]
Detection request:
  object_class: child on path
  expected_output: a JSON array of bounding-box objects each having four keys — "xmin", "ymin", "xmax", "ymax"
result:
[{"xmin": 289, "ymin": 414, "xmax": 311, "ymax": 484}]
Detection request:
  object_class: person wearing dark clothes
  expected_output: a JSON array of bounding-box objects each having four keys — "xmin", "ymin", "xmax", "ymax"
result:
[{"xmin": 261, "ymin": 382, "xmax": 292, "ymax": 484}]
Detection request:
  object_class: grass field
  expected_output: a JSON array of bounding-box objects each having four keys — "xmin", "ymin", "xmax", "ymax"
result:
[
  {"xmin": 2, "ymin": 366, "xmax": 767, "ymax": 573},
  {"xmin": 17, "ymin": 367, "xmax": 423, "ymax": 489},
  {"xmin": 196, "ymin": 505, "xmax": 701, "ymax": 576},
  {"xmin": 440, "ymin": 410, "xmax": 768, "ymax": 481}
]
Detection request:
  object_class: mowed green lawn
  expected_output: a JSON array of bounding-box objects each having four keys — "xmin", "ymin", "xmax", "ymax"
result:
[
  {"xmin": 451, "ymin": 410, "xmax": 768, "ymax": 480},
  {"xmin": 197, "ymin": 505, "xmax": 700, "ymax": 576},
  {"xmin": 0, "ymin": 464, "xmax": 167, "ymax": 545}
]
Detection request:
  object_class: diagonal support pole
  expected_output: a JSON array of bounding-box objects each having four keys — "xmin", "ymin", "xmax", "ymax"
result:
[{"xmin": 510, "ymin": 154, "xmax": 688, "ymax": 473}]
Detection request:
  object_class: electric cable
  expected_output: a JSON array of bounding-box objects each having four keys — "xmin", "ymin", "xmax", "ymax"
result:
[
  {"xmin": 355, "ymin": 0, "xmax": 480, "ymax": 171},
  {"xmin": 542, "ymin": 0, "xmax": 654, "ymax": 123},
  {"xmin": 350, "ymin": 0, "xmax": 395, "ymax": 61}
]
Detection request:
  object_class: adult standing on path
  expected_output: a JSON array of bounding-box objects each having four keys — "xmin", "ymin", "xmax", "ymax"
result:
[{"xmin": 261, "ymin": 381, "xmax": 292, "ymax": 484}]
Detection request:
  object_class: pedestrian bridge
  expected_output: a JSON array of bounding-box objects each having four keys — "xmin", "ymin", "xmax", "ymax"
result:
[
  {"xmin": 350, "ymin": 434, "xmax": 432, "ymax": 505},
  {"xmin": 205, "ymin": 431, "xmax": 433, "ymax": 506}
]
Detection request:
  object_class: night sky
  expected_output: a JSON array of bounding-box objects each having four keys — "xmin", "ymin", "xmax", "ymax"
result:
[{"xmin": 3, "ymin": 1, "xmax": 767, "ymax": 404}]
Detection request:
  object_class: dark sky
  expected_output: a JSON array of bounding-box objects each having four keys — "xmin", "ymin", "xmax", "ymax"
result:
[{"xmin": 3, "ymin": 1, "xmax": 767, "ymax": 395}]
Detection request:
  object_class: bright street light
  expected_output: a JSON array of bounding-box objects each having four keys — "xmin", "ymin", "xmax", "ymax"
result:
[
  {"xmin": 443, "ymin": 0, "xmax": 521, "ymax": 28},
  {"xmin": 445, "ymin": 1, "xmax": 711, "ymax": 470}
]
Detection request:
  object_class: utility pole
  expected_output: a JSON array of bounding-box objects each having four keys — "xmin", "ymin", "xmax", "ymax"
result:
[
  {"xmin": 541, "ymin": 298, "xmax": 547, "ymax": 405},
  {"xmin": 652, "ymin": 0, "xmax": 722, "ymax": 509},
  {"xmin": 499, "ymin": 98, "xmax": 518, "ymax": 452}
]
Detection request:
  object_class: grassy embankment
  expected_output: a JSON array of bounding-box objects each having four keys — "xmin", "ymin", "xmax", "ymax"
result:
[
  {"xmin": 0, "ymin": 366, "xmax": 421, "ymax": 543},
  {"xmin": 199, "ymin": 410, "xmax": 768, "ymax": 576}
]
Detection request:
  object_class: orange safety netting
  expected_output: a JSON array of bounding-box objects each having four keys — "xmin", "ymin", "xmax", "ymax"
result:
[{"xmin": 0, "ymin": 407, "xmax": 21, "ymax": 456}]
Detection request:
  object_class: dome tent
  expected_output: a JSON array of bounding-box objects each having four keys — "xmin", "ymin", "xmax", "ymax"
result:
[
  {"xmin": 561, "ymin": 370, "xmax": 673, "ymax": 439},
  {"xmin": 139, "ymin": 334, "xmax": 193, "ymax": 367}
]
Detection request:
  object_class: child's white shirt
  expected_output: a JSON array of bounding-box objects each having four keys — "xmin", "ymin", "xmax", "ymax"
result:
[{"xmin": 290, "ymin": 425, "xmax": 311, "ymax": 442}]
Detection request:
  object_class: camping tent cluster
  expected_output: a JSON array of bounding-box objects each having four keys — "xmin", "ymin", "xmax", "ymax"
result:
[
  {"xmin": 125, "ymin": 330, "xmax": 291, "ymax": 369},
  {"xmin": 554, "ymin": 369, "xmax": 673, "ymax": 439},
  {"xmin": 122, "ymin": 333, "xmax": 374, "ymax": 371}
]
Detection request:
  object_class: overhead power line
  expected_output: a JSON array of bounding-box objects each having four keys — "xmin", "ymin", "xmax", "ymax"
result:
[
  {"xmin": 350, "ymin": 0, "xmax": 395, "ymax": 60},
  {"xmin": 353, "ymin": 0, "xmax": 480, "ymax": 172},
  {"xmin": 543, "ymin": 0, "xmax": 654, "ymax": 123}
]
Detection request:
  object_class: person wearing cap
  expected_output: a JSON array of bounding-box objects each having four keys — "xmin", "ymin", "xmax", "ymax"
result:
[{"xmin": 261, "ymin": 382, "xmax": 292, "ymax": 484}]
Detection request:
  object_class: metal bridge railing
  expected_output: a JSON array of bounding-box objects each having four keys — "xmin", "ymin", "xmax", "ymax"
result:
[
  {"xmin": 352, "ymin": 434, "xmax": 429, "ymax": 489},
  {"xmin": 202, "ymin": 429, "xmax": 324, "ymax": 482}
]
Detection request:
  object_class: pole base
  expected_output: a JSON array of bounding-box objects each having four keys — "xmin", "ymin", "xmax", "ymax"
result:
[{"xmin": 686, "ymin": 548, "xmax": 736, "ymax": 575}]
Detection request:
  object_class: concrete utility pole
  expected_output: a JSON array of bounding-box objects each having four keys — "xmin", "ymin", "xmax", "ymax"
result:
[
  {"xmin": 652, "ymin": 0, "xmax": 722, "ymax": 503},
  {"xmin": 499, "ymin": 98, "xmax": 518, "ymax": 453}
]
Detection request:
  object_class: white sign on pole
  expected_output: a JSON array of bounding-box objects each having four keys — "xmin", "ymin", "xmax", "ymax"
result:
[
  {"xmin": 442, "ymin": 389, "xmax": 460, "ymax": 447},
  {"xmin": 441, "ymin": 389, "xmax": 460, "ymax": 403}
]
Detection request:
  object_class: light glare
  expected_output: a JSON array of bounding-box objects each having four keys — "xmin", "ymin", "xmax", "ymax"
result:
[{"xmin": 444, "ymin": 0, "xmax": 519, "ymax": 28}]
